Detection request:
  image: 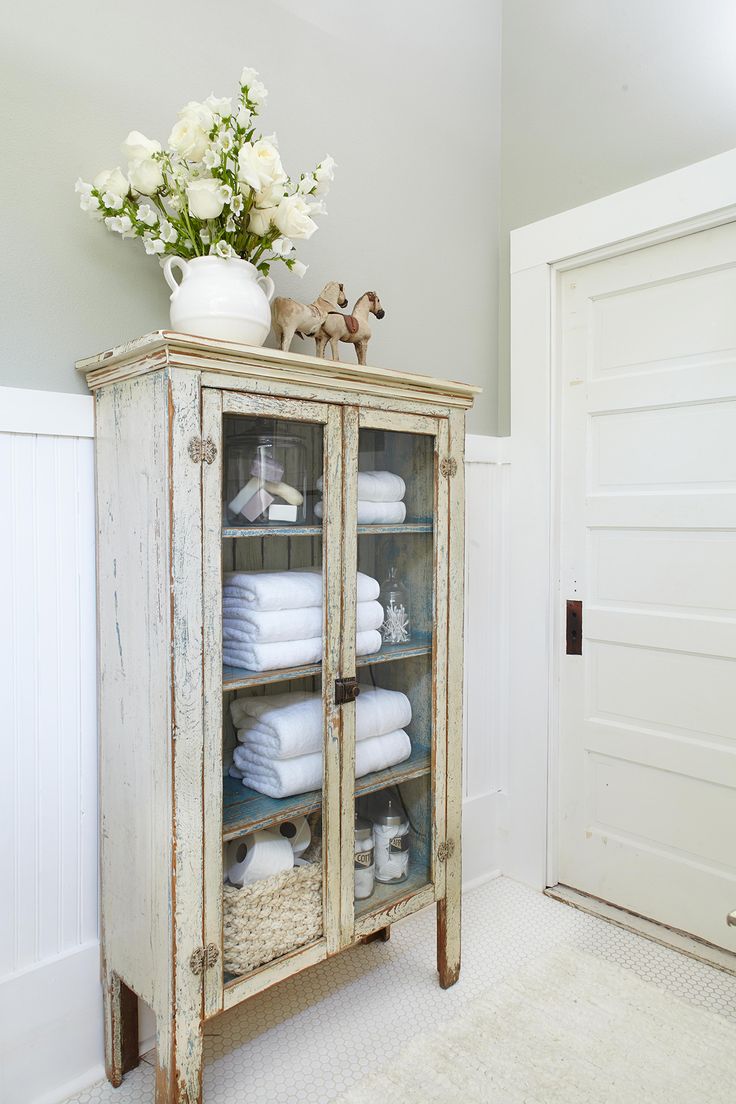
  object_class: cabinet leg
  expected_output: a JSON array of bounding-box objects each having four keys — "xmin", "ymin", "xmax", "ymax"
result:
[
  {"xmin": 437, "ymin": 897, "xmax": 461, "ymax": 989},
  {"xmin": 103, "ymin": 971, "xmax": 139, "ymax": 1087},
  {"xmin": 361, "ymin": 925, "xmax": 391, "ymax": 945},
  {"xmin": 155, "ymin": 1015, "xmax": 203, "ymax": 1104}
]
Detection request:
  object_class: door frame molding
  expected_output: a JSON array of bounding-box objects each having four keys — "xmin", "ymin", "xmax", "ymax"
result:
[{"xmin": 507, "ymin": 147, "xmax": 736, "ymax": 890}]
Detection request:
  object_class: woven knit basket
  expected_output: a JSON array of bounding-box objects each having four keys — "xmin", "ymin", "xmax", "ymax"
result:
[{"xmin": 223, "ymin": 850, "xmax": 323, "ymax": 977}]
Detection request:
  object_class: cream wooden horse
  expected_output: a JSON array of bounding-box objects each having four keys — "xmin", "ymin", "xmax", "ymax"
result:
[
  {"xmin": 315, "ymin": 291, "xmax": 385, "ymax": 365},
  {"xmin": 271, "ymin": 281, "xmax": 348, "ymax": 352}
]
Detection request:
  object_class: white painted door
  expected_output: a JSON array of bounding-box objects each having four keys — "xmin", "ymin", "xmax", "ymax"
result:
[{"xmin": 557, "ymin": 221, "xmax": 736, "ymax": 951}]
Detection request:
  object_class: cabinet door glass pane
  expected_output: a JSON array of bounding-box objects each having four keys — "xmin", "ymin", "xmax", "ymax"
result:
[
  {"xmin": 352, "ymin": 429, "xmax": 436, "ymax": 917},
  {"xmin": 219, "ymin": 411, "xmax": 328, "ymax": 983}
]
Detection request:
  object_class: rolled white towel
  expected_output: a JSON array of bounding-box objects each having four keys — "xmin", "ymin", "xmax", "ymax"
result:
[
  {"xmin": 231, "ymin": 685, "xmax": 412, "ymax": 759},
  {"xmin": 223, "ymin": 567, "xmax": 379, "ymax": 611},
  {"xmin": 223, "ymin": 628, "xmax": 381, "ymax": 673},
  {"xmin": 317, "ymin": 470, "xmax": 406, "ymax": 503},
  {"xmin": 223, "ymin": 599, "xmax": 383, "ymax": 645},
  {"xmin": 233, "ymin": 729, "xmax": 412, "ymax": 798},
  {"xmin": 315, "ymin": 500, "xmax": 407, "ymax": 525}
]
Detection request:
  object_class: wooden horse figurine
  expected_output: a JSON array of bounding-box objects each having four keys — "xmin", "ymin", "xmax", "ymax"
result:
[
  {"xmin": 315, "ymin": 291, "xmax": 385, "ymax": 365},
  {"xmin": 271, "ymin": 281, "xmax": 347, "ymax": 352}
]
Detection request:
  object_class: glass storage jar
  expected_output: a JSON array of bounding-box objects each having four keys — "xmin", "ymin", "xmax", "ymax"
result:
[
  {"xmin": 354, "ymin": 817, "xmax": 375, "ymax": 900},
  {"xmin": 372, "ymin": 792, "xmax": 410, "ymax": 883},
  {"xmin": 380, "ymin": 564, "xmax": 411, "ymax": 644},
  {"xmin": 225, "ymin": 433, "xmax": 308, "ymax": 526}
]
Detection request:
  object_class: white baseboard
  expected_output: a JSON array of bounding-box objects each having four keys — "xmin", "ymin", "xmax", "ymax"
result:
[{"xmin": 0, "ymin": 944, "xmax": 104, "ymax": 1104}]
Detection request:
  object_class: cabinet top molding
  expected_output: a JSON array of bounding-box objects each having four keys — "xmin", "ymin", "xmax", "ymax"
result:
[{"xmin": 76, "ymin": 330, "xmax": 480, "ymax": 408}]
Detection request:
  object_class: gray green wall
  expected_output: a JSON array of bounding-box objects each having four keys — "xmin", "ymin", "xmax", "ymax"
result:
[
  {"xmin": 498, "ymin": 0, "xmax": 736, "ymax": 433},
  {"xmin": 2, "ymin": 0, "xmax": 501, "ymax": 435}
]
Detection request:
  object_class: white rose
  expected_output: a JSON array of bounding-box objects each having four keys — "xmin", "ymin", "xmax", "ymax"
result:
[
  {"xmin": 178, "ymin": 100, "xmax": 214, "ymax": 130},
  {"xmin": 274, "ymin": 194, "xmax": 318, "ymax": 240},
  {"xmin": 169, "ymin": 115, "xmax": 210, "ymax": 162},
  {"xmin": 314, "ymin": 155, "xmax": 336, "ymax": 196},
  {"xmin": 205, "ymin": 94, "xmax": 232, "ymax": 117},
  {"xmin": 187, "ymin": 178, "xmax": 225, "ymax": 219},
  {"xmin": 128, "ymin": 157, "xmax": 164, "ymax": 195},
  {"xmin": 122, "ymin": 131, "xmax": 161, "ymax": 164},
  {"xmin": 248, "ymin": 205, "xmax": 277, "ymax": 236},
  {"xmin": 93, "ymin": 167, "xmax": 129, "ymax": 200},
  {"xmin": 237, "ymin": 138, "xmax": 285, "ymax": 193}
]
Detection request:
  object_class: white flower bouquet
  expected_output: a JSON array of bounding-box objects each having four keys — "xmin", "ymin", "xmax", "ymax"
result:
[{"xmin": 75, "ymin": 67, "xmax": 334, "ymax": 279}]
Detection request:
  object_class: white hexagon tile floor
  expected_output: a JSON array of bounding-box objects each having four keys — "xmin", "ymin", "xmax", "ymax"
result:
[{"xmin": 64, "ymin": 877, "xmax": 736, "ymax": 1104}]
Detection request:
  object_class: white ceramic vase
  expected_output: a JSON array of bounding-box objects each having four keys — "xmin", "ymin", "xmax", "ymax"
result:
[{"xmin": 163, "ymin": 255, "xmax": 275, "ymax": 346}]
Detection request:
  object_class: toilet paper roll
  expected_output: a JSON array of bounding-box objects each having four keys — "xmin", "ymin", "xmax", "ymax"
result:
[
  {"xmin": 226, "ymin": 829, "xmax": 294, "ymax": 887},
  {"xmin": 278, "ymin": 816, "xmax": 311, "ymax": 856}
]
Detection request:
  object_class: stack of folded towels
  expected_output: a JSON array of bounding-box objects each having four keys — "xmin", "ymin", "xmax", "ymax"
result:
[
  {"xmin": 223, "ymin": 567, "xmax": 382, "ymax": 672},
  {"xmin": 314, "ymin": 471, "xmax": 407, "ymax": 525},
  {"xmin": 229, "ymin": 686, "xmax": 412, "ymax": 798}
]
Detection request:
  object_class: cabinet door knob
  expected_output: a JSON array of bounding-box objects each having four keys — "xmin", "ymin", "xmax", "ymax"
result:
[{"xmin": 727, "ymin": 910, "xmax": 736, "ymax": 928}]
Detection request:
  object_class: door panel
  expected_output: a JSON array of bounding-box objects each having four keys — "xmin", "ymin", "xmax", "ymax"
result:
[
  {"xmin": 558, "ymin": 221, "xmax": 736, "ymax": 951},
  {"xmin": 340, "ymin": 408, "xmax": 448, "ymax": 942},
  {"xmin": 202, "ymin": 389, "xmax": 343, "ymax": 1014}
]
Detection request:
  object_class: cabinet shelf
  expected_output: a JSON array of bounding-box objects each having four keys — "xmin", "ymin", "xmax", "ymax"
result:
[
  {"xmin": 355, "ymin": 861, "xmax": 432, "ymax": 918},
  {"xmin": 222, "ymin": 634, "xmax": 433, "ymax": 691},
  {"xmin": 222, "ymin": 521, "xmax": 433, "ymax": 538},
  {"xmin": 222, "ymin": 743, "xmax": 431, "ymax": 840}
]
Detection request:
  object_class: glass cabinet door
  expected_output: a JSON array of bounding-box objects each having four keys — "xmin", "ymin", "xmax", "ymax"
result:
[
  {"xmin": 201, "ymin": 389, "xmax": 344, "ymax": 1013},
  {"xmin": 341, "ymin": 410, "xmax": 449, "ymax": 939}
]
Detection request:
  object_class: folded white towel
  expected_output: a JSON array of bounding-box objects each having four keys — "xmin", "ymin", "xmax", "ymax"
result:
[
  {"xmin": 233, "ymin": 729, "xmax": 412, "ymax": 798},
  {"xmin": 317, "ymin": 470, "xmax": 406, "ymax": 503},
  {"xmin": 314, "ymin": 500, "xmax": 407, "ymax": 525},
  {"xmin": 223, "ymin": 628, "xmax": 381, "ymax": 672},
  {"xmin": 223, "ymin": 600, "xmax": 383, "ymax": 645},
  {"xmin": 223, "ymin": 567, "xmax": 379, "ymax": 611},
  {"xmin": 231, "ymin": 685, "xmax": 412, "ymax": 759}
]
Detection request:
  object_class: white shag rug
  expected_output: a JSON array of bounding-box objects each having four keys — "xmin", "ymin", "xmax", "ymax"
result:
[{"xmin": 336, "ymin": 946, "xmax": 736, "ymax": 1103}]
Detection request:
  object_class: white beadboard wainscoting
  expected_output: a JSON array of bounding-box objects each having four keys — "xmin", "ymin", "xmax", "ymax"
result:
[{"xmin": 0, "ymin": 387, "xmax": 511, "ymax": 1104}]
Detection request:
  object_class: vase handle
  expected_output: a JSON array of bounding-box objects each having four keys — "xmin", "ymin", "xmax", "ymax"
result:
[
  {"xmin": 163, "ymin": 256, "xmax": 188, "ymax": 295},
  {"xmin": 257, "ymin": 273, "xmax": 275, "ymax": 303}
]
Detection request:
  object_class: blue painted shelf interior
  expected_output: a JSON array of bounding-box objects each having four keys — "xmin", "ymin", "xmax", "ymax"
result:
[
  {"xmin": 222, "ymin": 743, "xmax": 431, "ymax": 839},
  {"xmin": 222, "ymin": 633, "xmax": 433, "ymax": 691}
]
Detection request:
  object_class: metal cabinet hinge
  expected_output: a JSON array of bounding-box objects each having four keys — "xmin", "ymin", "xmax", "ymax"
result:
[
  {"xmin": 335, "ymin": 677, "xmax": 360, "ymax": 705},
  {"xmin": 439, "ymin": 457, "xmax": 457, "ymax": 478},
  {"xmin": 188, "ymin": 436, "xmax": 217, "ymax": 465},
  {"xmin": 189, "ymin": 943, "xmax": 219, "ymax": 974},
  {"xmin": 437, "ymin": 840, "xmax": 456, "ymax": 863}
]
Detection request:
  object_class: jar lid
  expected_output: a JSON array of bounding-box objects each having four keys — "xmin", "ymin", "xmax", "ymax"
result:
[
  {"xmin": 355, "ymin": 817, "xmax": 373, "ymax": 841},
  {"xmin": 373, "ymin": 795, "xmax": 407, "ymax": 827}
]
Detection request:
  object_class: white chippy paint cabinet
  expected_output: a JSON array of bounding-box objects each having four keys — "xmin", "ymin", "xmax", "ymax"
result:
[{"xmin": 78, "ymin": 332, "xmax": 477, "ymax": 1103}]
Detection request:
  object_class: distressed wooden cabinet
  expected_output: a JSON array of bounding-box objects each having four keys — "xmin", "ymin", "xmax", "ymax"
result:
[{"xmin": 78, "ymin": 332, "xmax": 477, "ymax": 1103}]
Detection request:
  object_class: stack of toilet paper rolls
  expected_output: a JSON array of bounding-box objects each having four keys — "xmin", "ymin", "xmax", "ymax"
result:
[{"xmin": 226, "ymin": 816, "xmax": 312, "ymax": 887}]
